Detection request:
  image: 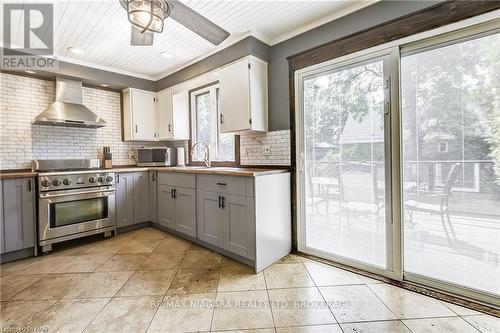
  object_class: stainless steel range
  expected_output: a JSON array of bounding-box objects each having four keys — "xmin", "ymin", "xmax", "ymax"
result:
[{"xmin": 33, "ymin": 159, "xmax": 116, "ymax": 253}]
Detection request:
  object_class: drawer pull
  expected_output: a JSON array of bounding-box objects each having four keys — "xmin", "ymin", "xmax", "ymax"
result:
[{"xmin": 216, "ymin": 182, "xmax": 227, "ymax": 186}]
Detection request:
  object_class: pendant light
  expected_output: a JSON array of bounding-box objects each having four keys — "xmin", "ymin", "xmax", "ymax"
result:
[{"xmin": 120, "ymin": 0, "xmax": 171, "ymax": 33}]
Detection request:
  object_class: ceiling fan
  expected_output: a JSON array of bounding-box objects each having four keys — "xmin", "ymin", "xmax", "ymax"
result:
[{"xmin": 119, "ymin": 0, "xmax": 230, "ymax": 46}]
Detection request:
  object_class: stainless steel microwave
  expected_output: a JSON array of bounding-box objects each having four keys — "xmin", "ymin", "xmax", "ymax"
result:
[{"xmin": 135, "ymin": 147, "xmax": 175, "ymax": 166}]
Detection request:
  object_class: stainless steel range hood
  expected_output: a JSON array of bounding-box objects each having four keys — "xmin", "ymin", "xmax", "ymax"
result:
[{"xmin": 32, "ymin": 77, "xmax": 107, "ymax": 128}]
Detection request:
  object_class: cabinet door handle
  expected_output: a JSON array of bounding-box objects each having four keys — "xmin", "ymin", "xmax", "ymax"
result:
[
  {"xmin": 173, "ymin": 189, "xmax": 177, "ymax": 199},
  {"xmin": 28, "ymin": 179, "xmax": 32, "ymax": 192},
  {"xmin": 168, "ymin": 124, "xmax": 171, "ymax": 132},
  {"xmin": 216, "ymin": 182, "xmax": 226, "ymax": 186},
  {"xmin": 171, "ymin": 189, "xmax": 174, "ymax": 198},
  {"xmin": 221, "ymin": 196, "xmax": 225, "ymax": 209},
  {"xmin": 116, "ymin": 174, "xmax": 120, "ymax": 183},
  {"xmin": 220, "ymin": 114, "xmax": 224, "ymax": 124},
  {"xmin": 152, "ymin": 172, "xmax": 155, "ymax": 181},
  {"xmin": 135, "ymin": 125, "xmax": 138, "ymax": 133}
]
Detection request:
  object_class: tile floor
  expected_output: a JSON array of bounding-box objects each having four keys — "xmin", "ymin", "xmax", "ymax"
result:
[{"xmin": 0, "ymin": 227, "xmax": 498, "ymax": 333}]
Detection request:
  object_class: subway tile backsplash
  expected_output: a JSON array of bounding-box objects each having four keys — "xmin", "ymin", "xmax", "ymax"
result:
[
  {"xmin": 0, "ymin": 73, "xmax": 161, "ymax": 170},
  {"xmin": 0, "ymin": 73, "xmax": 291, "ymax": 170},
  {"xmin": 239, "ymin": 130, "xmax": 291, "ymax": 166}
]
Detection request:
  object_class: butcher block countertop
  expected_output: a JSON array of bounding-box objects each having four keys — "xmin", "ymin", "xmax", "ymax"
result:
[
  {"xmin": 0, "ymin": 166, "xmax": 289, "ymax": 179},
  {"xmin": 115, "ymin": 166, "xmax": 289, "ymax": 177}
]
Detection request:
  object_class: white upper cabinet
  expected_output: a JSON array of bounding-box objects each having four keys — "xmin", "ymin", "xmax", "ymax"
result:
[
  {"xmin": 219, "ymin": 56, "xmax": 268, "ymax": 133},
  {"xmin": 157, "ymin": 88, "xmax": 173, "ymax": 140},
  {"xmin": 157, "ymin": 89, "xmax": 189, "ymax": 140},
  {"xmin": 123, "ymin": 88, "xmax": 157, "ymax": 141}
]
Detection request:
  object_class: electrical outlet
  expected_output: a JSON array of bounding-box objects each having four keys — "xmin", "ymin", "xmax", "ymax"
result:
[
  {"xmin": 262, "ymin": 145, "xmax": 271, "ymax": 156},
  {"xmin": 129, "ymin": 151, "xmax": 135, "ymax": 159}
]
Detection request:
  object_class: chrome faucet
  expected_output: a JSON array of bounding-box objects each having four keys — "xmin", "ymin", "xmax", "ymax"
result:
[{"xmin": 191, "ymin": 141, "xmax": 211, "ymax": 167}]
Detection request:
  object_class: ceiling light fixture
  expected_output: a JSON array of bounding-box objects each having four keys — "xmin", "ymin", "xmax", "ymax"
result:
[
  {"xmin": 120, "ymin": 0, "xmax": 171, "ymax": 33},
  {"xmin": 24, "ymin": 70, "xmax": 36, "ymax": 74},
  {"xmin": 67, "ymin": 47, "xmax": 84, "ymax": 55},
  {"xmin": 100, "ymin": 84, "xmax": 109, "ymax": 87},
  {"xmin": 160, "ymin": 51, "xmax": 173, "ymax": 58}
]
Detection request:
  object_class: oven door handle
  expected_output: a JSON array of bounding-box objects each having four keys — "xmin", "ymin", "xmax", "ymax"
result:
[{"xmin": 40, "ymin": 188, "xmax": 115, "ymax": 199}]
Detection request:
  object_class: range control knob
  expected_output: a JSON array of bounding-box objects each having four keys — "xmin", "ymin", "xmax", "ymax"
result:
[
  {"xmin": 41, "ymin": 179, "xmax": 51, "ymax": 187},
  {"xmin": 98, "ymin": 176, "xmax": 105, "ymax": 183},
  {"xmin": 63, "ymin": 179, "xmax": 72, "ymax": 185},
  {"xmin": 52, "ymin": 179, "xmax": 62, "ymax": 186},
  {"xmin": 106, "ymin": 176, "xmax": 113, "ymax": 183},
  {"xmin": 88, "ymin": 176, "xmax": 97, "ymax": 183}
]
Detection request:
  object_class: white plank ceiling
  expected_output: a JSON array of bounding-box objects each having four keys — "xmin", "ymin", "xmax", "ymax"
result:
[{"xmin": 2, "ymin": 0, "xmax": 376, "ymax": 79}]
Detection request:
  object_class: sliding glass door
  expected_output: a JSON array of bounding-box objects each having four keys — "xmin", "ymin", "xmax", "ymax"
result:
[
  {"xmin": 401, "ymin": 30, "xmax": 500, "ymax": 301},
  {"xmin": 296, "ymin": 20, "xmax": 499, "ymax": 304},
  {"xmin": 296, "ymin": 49, "xmax": 400, "ymax": 277}
]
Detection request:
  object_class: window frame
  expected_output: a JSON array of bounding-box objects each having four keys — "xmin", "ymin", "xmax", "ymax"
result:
[{"xmin": 188, "ymin": 82, "xmax": 240, "ymax": 166}]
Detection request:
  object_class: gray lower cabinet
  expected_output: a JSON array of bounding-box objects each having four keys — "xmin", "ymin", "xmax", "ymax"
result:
[
  {"xmin": 158, "ymin": 184, "xmax": 176, "ymax": 230},
  {"xmin": 133, "ymin": 172, "xmax": 149, "ymax": 223},
  {"xmin": 176, "ymin": 187, "xmax": 196, "ymax": 237},
  {"xmin": 115, "ymin": 172, "xmax": 134, "ymax": 228},
  {"xmin": 116, "ymin": 171, "xmax": 150, "ymax": 227},
  {"xmin": 225, "ymin": 194, "xmax": 254, "ymax": 259},
  {"xmin": 1, "ymin": 178, "xmax": 36, "ymax": 254},
  {"xmin": 197, "ymin": 190, "xmax": 224, "ymax": 247},
  {"xmin": 197, "ymin": 190, "xmax": 254, "ymax": 259},
  {"xmin": 196, "ymin": 175, "xmax": 255, "ymax": 259},
  {"xmin": 157, "ymin": 173, "xmax": 196, "ymax": 238},
  {"xmin": 149, "ymin": 171, "xmax": 158, "ymax": 223}
]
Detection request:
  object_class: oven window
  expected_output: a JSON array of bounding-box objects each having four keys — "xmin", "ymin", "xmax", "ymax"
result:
[{"xmin": 50, "ymin": 197, "xmax": 108, "ymax": 227}]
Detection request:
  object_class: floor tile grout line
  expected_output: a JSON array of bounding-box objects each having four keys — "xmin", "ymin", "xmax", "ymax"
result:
[
  {"xmin": 2, "ymin": 274, "xmax": 47, "ymax": 301},
  {"xmin": 401, "ymin": 316, "xmax": 486, "ymax": 333},
  {"xmin": 4, "ymin": 298, "xmax": 59, "ymax": 329},
  {"xmin": 365, "ymin": 282, "xmax": 467, "ymax": 322},
  {"xmin": 79, "ymin": 296, "xmax": 114, "ymax": 333},
  {"xmin": 303, "ymin": 260, "xmax": 343, "ymax": 331},
  {"xmin": 363, "ymin": 282, "xmax": 411, "ymax": 324},
  {"xmin": 460, "ymin": 315, "xmax": 487, "ymax": 333},
  {"xmin": 209, "ymin": 259, "xmax": 223, "ymax": 332},
  {"xmin": 74, "ymin": 229, "xmax": 169, "ymax": 333},
  {"xmin": 78, "ymin": 243, "xmax": 144, "ymax": 333},
  {"xmin": 262, "ymin": 263, "xmax": 277, "ymax": 332},
  {"xmin": 145, "ymin": 243, "xmax": 189, "ymax": 333}
]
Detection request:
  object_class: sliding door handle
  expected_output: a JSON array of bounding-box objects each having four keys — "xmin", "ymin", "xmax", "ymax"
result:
[{"xmin": 298, "ymin": 153, "xmax": 305, "ymax": 172}]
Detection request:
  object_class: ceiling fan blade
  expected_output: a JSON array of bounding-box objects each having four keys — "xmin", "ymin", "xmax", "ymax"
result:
[
  {"xmin": 130, "ymin": 26, "xmax": 154, "ymax": 46},
  {"xmin": 169, "ymin": 1, "xmax": 230, "ymax": 45}
]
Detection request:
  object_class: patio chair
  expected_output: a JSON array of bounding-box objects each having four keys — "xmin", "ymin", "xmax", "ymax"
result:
[
  {"xmin": 306, "ymin": 169, "xmax": 327, "ymax": 214},
  {"xmin": 340, "ymin": 163, "xmax": 384, "ymax": 231},
  {"xmin": 404, "ymin": 163, "xmax": 461, "ymax": 243}
]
